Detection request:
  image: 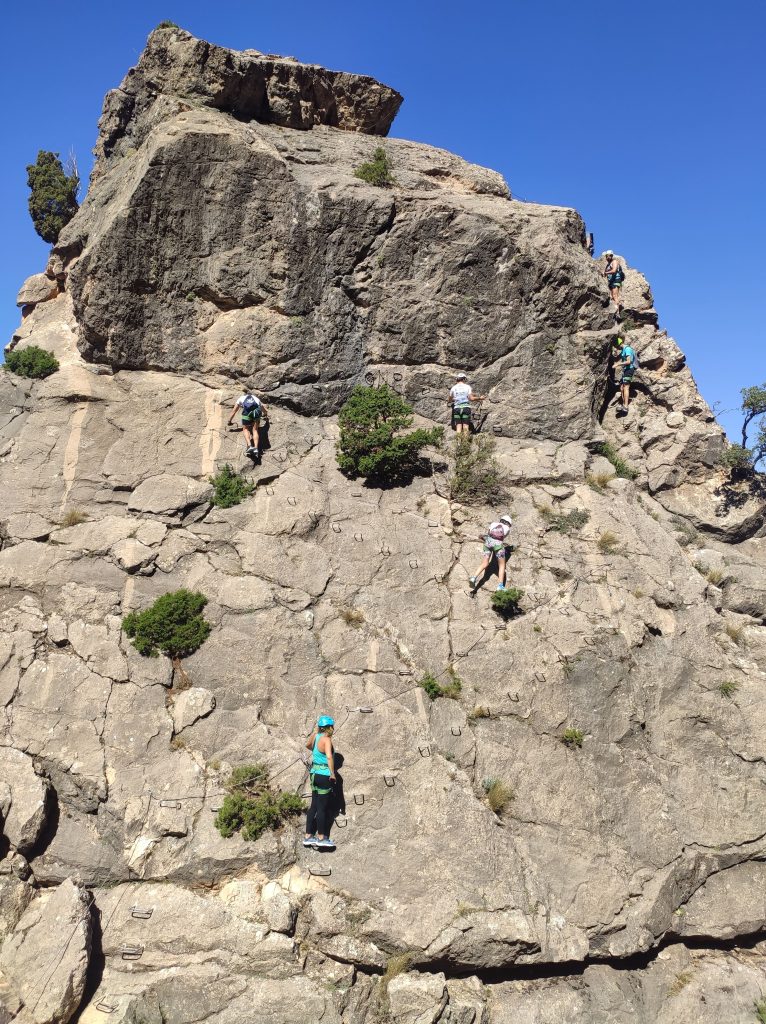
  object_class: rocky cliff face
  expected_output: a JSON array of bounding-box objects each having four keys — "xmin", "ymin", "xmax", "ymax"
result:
[{"xmin": 2, "ymin": 25, "xmax": 766, "ymax": 1024}]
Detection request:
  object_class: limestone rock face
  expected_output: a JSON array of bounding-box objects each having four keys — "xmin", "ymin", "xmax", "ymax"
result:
[{"xmin": 3, "ymin": 25, "xmax": 766, "ymax": 1024}]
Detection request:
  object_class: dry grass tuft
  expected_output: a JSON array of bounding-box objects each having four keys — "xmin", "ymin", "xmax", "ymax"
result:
[{"xmin": 60, "ymin": 508, "xmax": 87, "ymax": 527}]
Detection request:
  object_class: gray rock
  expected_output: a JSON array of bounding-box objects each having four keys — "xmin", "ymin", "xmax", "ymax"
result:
[
  {"xmin": 127, "ymin": 474, "xmax": 213, "ymax": 519},
  {"xmin": 111, "ymin": 537, "xmax": 157, "ymax": 573},
  {"xmin": 16, "ymin": 274, "xmax": 58, "ymax": 308},
  {"xmin": 0, "ymin": 879, "xmax": 91, "ymax": 1024},
  {"xmin": 0, "ymin": 750, "xmax": 50, "ymax": 854},
  {"xmin": 171, "ymin": 686, "xmax": 216, "ymax": 732}
]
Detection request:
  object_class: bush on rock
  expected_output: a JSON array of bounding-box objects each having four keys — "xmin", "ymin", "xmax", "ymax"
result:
[
  {"xmin": 490, "ymin": 587, "xmax": 524, "ymax": 619},
  {"xmin": 354, "ymin": 147, "xmax": 394, "ymax": 187},
  {"xmin": 26, "ymin": 150, "xmax": 79, "ymax": 244},
  {"xmin": 122, "ymin": 589, "xmax": 211, "ymax": 658},
  {"xmin": 214, "ymin": 763, "xmax": 303, "ymax": 841},
  {"xmin": 209, "ymin": 463, "xmax": 255, "ymax": 508},
  {"xmin": 336, "ymin": 384, "xmax": 443, "ymax": 483},
  {"xmin": 5, "ymin": 345, "xmax": 59, "ymax": 380},
  {"xmin": 450, "ymin": 435, "xmax": 507, "ymax": 504}
]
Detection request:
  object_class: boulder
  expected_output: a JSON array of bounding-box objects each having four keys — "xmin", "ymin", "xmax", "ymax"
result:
[
  {"xmin": 171, "ymin": 686, "xmax": 216, "ymax": 732},
  {"xmin": 127, "ymin": 474, "xmax": 213, "ymax": 519},
  {"xmin": 0, "ymin": 750, "xmax": 50, "ymax": 854},
  {"xmin": 0, "ymin": 880, "xmax": 91, "ymax": 1024},
  {"xmin": 16, "ymin": 274, "xmax": 57, "ymax": 308}
]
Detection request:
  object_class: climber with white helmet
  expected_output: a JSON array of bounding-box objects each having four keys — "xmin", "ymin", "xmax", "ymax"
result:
[
  {"xmin": 227, "ymin": 386, "xmax": 268, "ymax": 459},
  {"xmin": 603, "ymin": 251, "xmax": 625, "ymax": 314},
  {"xmin": 303, "ymin": 715, "xmax": 337, "ymax": 850},
  {"xmin": 469, "ymin": 514, "xmax": 514, "ymax": 592},
  {"xmin": 448, "ymin": 372, "xmax": 486, "ymax": 435}
]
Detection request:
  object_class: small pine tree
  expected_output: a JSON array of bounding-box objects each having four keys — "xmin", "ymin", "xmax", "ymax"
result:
[
  {"xmin": 214, "ymin": 763, "xmax": 303, "ymax": 841},
  {"xmin": 5, "ymin": 345, "xmax": 59, "ymax": 379},
  {"xmin": 336, "ymin": 384, "xmax": 443, "ymax": 483},
  {"xmin": 122, "ymin": 589, "xmax": 211, "ymax": 659},
  {"xmin": 209, "ymin": 463, "xmax": 255, "ymax": 508},
  {"xmin": 26, "ymin": 151, "xmax": 79, "ymax": 244},
  {"xmin": 354, "ymin": 147, "xmax": 394, "ymax": 187}
]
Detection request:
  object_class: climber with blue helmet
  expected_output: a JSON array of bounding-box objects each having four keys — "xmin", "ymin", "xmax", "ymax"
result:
[{"xmin": 303, "ymin": 715, "xmax": 337, "ymax": 850}]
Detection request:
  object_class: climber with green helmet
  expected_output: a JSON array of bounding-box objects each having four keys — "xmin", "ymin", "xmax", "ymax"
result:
[{"xmin": 303, "ymin": 715, "xmax": 337, "ymax": 850}]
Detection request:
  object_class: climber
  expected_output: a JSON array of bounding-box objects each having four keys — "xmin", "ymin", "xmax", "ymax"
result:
[
  {"xmin": 448, "ymin": 372, "xmax": 486, "ymax": 435},
  {"xmin": 227, "ymin": 388, "xmax": 268, "ymax": 457},
  {"xmin": 469, "ymin": 514, "xmax": 513, "ymax": 592},
  {"xmin": 603, "ymin": 251, "xmax": 625, "ymax": 313},
  {"xmin": 303, "ymin": 715, "xmax": 337, "ymax": 850},
  {"xmin": 612, "ymin": 336, "xmax": 637, "ymax": 415}
]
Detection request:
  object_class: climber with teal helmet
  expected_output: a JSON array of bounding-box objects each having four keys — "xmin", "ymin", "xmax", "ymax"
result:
[
  {"xmin": 603, "ymin": 250, "xmax": 625, "ymax": 314},
  {"xmin": 303, "ymin": 715, "xmax": 336, "ymax": 850}
]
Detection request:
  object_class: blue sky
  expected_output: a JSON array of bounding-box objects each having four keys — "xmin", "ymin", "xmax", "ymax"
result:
[{"xmin": 2, "ymin": 0, "xmax": 763, "ymax": 440}]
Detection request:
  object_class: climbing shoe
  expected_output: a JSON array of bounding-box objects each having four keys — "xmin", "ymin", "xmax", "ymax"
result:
[
  {"xmin": 314, "ymin": 838, "xmax": 336, "ymax": 850},
  {"xmin": 303, "ymin": 835, "xmax": 318, "ymax": 847},
  {"xmin": 496, "ymin": 583, "xmax": 506, "ymax": 592},
  {"xmin": 469, "ymin": 576, "xmax": 477, "ymax": 588}
]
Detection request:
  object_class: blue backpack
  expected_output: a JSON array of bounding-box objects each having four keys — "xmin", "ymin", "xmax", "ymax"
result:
[{"xmin": 242, "ymin": 394, "xmax": 261, "ymax": 415}]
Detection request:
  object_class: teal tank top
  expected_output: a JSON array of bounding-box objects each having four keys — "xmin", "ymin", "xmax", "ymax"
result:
[{"xmin": 312, "ymin": 734, "xmax": 331, "ymax": 776}]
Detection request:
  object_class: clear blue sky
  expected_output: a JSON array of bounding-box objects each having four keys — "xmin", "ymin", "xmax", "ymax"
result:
[{"xmin": 2, "ymin": 0, "xmax": 763, "ymax": 440}]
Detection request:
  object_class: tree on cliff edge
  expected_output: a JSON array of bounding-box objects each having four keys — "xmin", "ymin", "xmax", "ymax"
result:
[{"xmin": 26, "ymin": 150, "xmax": 79, "ymax": 244}]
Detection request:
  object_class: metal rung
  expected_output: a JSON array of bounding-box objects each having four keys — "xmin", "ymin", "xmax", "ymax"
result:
[
  {"xmin": 95, "ymin": 1002, "xmax": 116, "ymax": 1014},
  {"xmin": 399, "ymin": 669, "xmax": 413, "ymax": 676},
  {"xmin": 418, "ymin": 745, "xmax": 431, "ymax": 757},
  {"xmin": 585, "ymin": 637, "xmax": 596, "ymax": 646},
  {"xmin": 335, "ymin": 816, "xmax": 348, "ymax": 828},
  {"xmin": 393, "ymin": 372, "xmax": 403, "ymax": 381},
  {"xmin": 159, "ymin": 800, "xmax": 181, "ymax": 809},
  {"xmin": 384, "ymin": 775, "xmax": 395, "ymax": 787},
  {"xmin": 495, "ymin": 624, "xmax": 506, "ymax": 630},
  {"xmin": 353, "ymin": 794, "xmax": 365, "ymax": 805},
  {"xmin": 300, "ymin": 792, "xmax": 312, "ymax": 799},
  {"xmin": 287, "ymin": 496, "xmax": 298, "ymax": 506},
  {"xmin": 428, "ymin": 521, "xmax": 439, "ymax": 528},
  {"xmin": 508, "ymin": 692, "xmax": 520, "ymax": 703},
  {"xmin": 309, "ymin": 866, "xmax": 332, "ymax": 876},
  {"xmin": 435, "ymin": 574, "xmax": 445, "ymax": 583},
  {"xmin": 351, "ymin": 491, "xmax": 362, "ymax": 497},
  {"xmin": 356, "ymin": 706, "xmax": 373, "ymax": 714},
  {"xmin": 119, "ymin": 944, "xmax": 144, "ymax": 960},
  {"xmin": 274, "ymin": 452, "xmax": 286, "ymax": 462},
  {"xmin": 535, "ymin": 672, "xmax": 545, "ymax": 682},
  {"xmin": 332, "ymin": 523, "xmax": 342, "ymax": 533},
  {"xmin": 266, "ymin": 486, "xmax": 275, "ymax": 495},
  {"xmin": 210, "ymin": 804, "xmax": 223, "ymax": 813},
  {"xmin": 493, "ymin": 425, "xmax": 503, "ymax": 435},
  {"xmin": 130, "ymin": 906, "xmax": 153, "ymax": 920},
  {"xmin": 409, "ymin": 559, "xmax": 419, "ymax": 568},
  {"xmin": 451, "ymin": 726, "xmax": 462, "ymax": 736},
  {"xmin": 354, "ymin": 532, "xmax": 364, "ymax": 541}
]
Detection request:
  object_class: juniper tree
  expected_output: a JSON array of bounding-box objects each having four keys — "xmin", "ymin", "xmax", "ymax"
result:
[{"xmin": 26, "ymin": 150, "xmax": 79, "ymax": 244}]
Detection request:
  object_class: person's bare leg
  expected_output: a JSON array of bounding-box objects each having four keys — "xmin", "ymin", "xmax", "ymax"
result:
[
  {"xmin": 622, "ymin": 382, "xmax": 630, "ymax": 408},
  {"xmin": 472, "ymin": 553, "xmax": 491, "ymax": 584},
  {"xmin": 243, "ymin": 424, "xmax": 254, "ymax": 449},
  {"xmin": 497, "ymin": 556, "xmax": 507, "ymax": 586},
  {"xmin": 253, "ymin": 421, "xmax": 261, "ymax": 453}
]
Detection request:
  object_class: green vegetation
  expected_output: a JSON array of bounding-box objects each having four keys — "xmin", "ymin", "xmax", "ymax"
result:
[
  {"xmin": 419, "ymin": 668, "xmax": 462, "ymax": 701},
  {"xmin": 26, "ymin": 150, "xmax": 79, "ymax": 244},
  {"xmin": 482, "ymin": 778, "xmax": 514, "ymax": 814},
  {"xmin": 157, "ymin": 19, "xmax": 180, "ymax": 28},
  {"xmin": 718, "ymin": 680, "xmax": 739, "ymax": 699},
  {"xmin": 354, "ymin": 146, "xmax": 395, "ymax": 187},
  {"xmin": 209, "ymin": 463, "xmax": 255, "ymax": 508},
  {"xmin": 214, "ymin": 763, "xmax": 303, "ymax": 841},
  {"xmin": 336, "ymin": 384, "xmax": 443, "ymax": 482},
  {"xmin": 562, "ymin": 727, "xmax": 585, "ymax": 748},
  {"xmin": 738, "ymin": 383, "xmax": 766, "ymax": 470},
  {"xmin": 490, "ymin": 587, "xmax": 524, "ymax": 619},
  {"xmin": 596, "ymin": 441, "xmax": 639, "ymax": 480},
  {"xmin": 597, "ymin": 530, "xmax": 619, "ymax": 553},
  {"xmin": 755, "ymin": 998, "xmax": 766, "ymax": 1023},
  {"xmin": 538, "ymin": 506, "xmax": 591, "ymax": 535},
  {"xmin": 122, "ymin": 589, "xmax": 211, "ymax": 659},
  {"xmin": 450, "ymin": 434, "xmax": 507, "ymax": 504},
  {"xmin": 5, "ymin": 345, "xmax": 59, "ymax": 380},
  {"xmin": 718, "ymin": 443, "xmax": 753, "ymax": 471},
  {"xmin": 60, "ymin": 508, "xmax": 87, "ymax": 528}
]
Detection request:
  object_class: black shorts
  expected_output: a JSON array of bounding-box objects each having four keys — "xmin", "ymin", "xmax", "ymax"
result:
[{"xmin": 453, "ymin": 406, "xmax": 472, "ymax": 423}]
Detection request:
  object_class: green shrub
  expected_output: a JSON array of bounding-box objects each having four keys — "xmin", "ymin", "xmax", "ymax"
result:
[
  {"xmin": 26, "ymin": 151, "xmax": 79, "ymax": 244},
  {"xmin": 354, "ymin": 147, "xmax": 394, "ymax": 187},
  {"xmin": 5, "ymin": 345, "xmax": 59, "ymax": 380},
  {"xmin": 419, "ymin": 669, "xmax": 462, "ymax": 701},
  {"xmin": 538, "ymin": 506, "xmax": 590, "ymax": 534},
  {"xmin": 122, "ymin": 589, "xmax": 211, "ymax": 658},
  {"xmin": 596, "ymin": 442, "xmax": 638, "ymax": 480},
  {"xmin": 482, "ymin": 778, "xmax": 514, "ymax": 814},
  {"xmin": 209, "ymin": 463, "xmax": 255, "ymax": 508},
  {"xmin": 214, "ymin": 763, "xmax": 302, "ymax": 841},
  {"xmin": 718, "ymin": 680, "xmax": 739, "ymax": 699},
  {"xmin": 562, "ymin": 727, "xmax": 584, "ymax": 748},
  {"xmin": 718, "ymin": 443, "xmax": 753, "ymax": 471},
  {"xmin": 336, "ymin": 384, "xmax": 443, "ymax": 482},
  {"xmin": 157, "ymin": 19, "xmax": 180, "ymax": 28},
  {"xmin": 755, "ymin": 998, "xmax": 766, "ymax": 1024},
  {"xmin": 490, "ymin": 587, "xmax": 524, "ymax": 619},
  {"xmin": 450, "ymin": 434, "xmax": 507, "ymax": 504}
]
